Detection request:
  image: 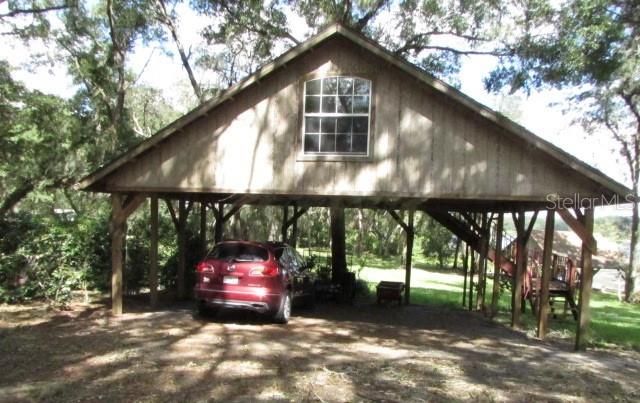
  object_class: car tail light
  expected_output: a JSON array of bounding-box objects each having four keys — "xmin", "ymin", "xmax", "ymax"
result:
[
  {"xmin": 196, "ymin": 262, "xmax": 214, "ymax": 273},
  {"xmin": 249, "ymin": 265, "xmax": 278, "ymax": 277}
]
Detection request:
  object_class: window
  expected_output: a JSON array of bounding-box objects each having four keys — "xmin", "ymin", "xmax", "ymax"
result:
[{"xmin": 303, "ymin": 76, "xmax": 371, "ymax": 155}]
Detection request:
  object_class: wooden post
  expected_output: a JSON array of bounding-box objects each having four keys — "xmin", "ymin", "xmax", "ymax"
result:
[
  {"xmin": 110, "ymin": 193, "xmax": 144, "ymax": 315},
  {"xmin": 512, "ymin": 211, "xmax": 525, "ymax": 328},
  {"xmin": 149, "ymin": 196, "xmax": 159, "ymax": 308},
  {"xmin": 200, "ymin": 202, "xmax": 207, "ymax": 256},
  {"xmin": 404, "ymin": 210, "xmax": 415, "ymax": 305},
  {"xmin": 537, "ymin": 210, "xmax": 555, "ymax": 338},
  {"xmin": 468, "ymin": 250, "xmax": 475, "ymax": 311},
  {"xmin": 111, "ymin": 194, "xmax": 125, "ymax": 315},
  {"xmin": 177, "ymin": 199, "xmax": 187, "ymax": 300},
  {"xmin": 214, "ymin": 202, "xmax": 224, "ymax": 243},
  {"xmin": 575, "ymin": 207, "xmax": 594, "ymax": 351},
  {"xmin": 282, "ymin": 205, "xmax": 289, "ymax": 243},
  {"xmin": 491, "ymin": 213, "xmax": 503, "ymax": 317},
  {"xmin": 291, "ymin": 206, "xmax": 299, "ymax": 248},
  {"xmin": 462, "ymin": 244, "xmax": 469, "ymax": 307},
  {"xmin": 476, "ymin": 213, "xmax": 488, "ymax": 312}
]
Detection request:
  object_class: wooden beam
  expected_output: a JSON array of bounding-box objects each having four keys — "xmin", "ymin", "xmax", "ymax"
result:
[
  {"xmin": 537, "ymin": 210, "xmax": 555, "ymax": 338},
  {"xmin": 214, "ymin": 202, "xmax": 224, "ymax": 243},
  {"xmin": 282, "ymin": 205, "xmax": 289, "ymax": 242},
  {"xmin": 468, "ymin": 249, "xmax": 476, "ymax": 311},
  {"xmin": 165, "ymin": 199, "xmax": 179, "ymax": 228},
  {"xmin": 115, "ymin": 194, "xmax": 145, "ymax": 223},
  {"xmin": 285, "ymin": 206, "xmax": 310, "ymax": 228},
  {"xmin": 404, "ymin": 210, "xmax": 415, "ymax": 305},
  {"xmin": 512, "ymin": 210, "xmax": 525, "ymax": 328},
  {"xmin": 557, "ymin": 208, "xmax": 598, "ymax": 254},
  {"xmin": 461, "ymin": 212, "xmax": 482, "ymax": 234},
  {"xmin": 149, "ymin": 196, "xmax": 159, "ymax": 308},
  {"xmin": 476, "ymin": 213, "xmax": 489, "ymax": 312},
  {"xmin": 111, "ymin": 194, "xmax": 125, "ymax": 315},
  {"xmin": 575, "ymin": 207, "xmax": 595, "ymax": 351},
  {"xmin": 177, "ymin": 199, "xmax": 188, "ymax": 300},
  {"xmin": 200, "ymin": 202, "xmax": 207, "ymax": 256},
  {"xmin": 387, "ymin": 209, "xmax": 410, "ymax": 233},
  {"xmin": 110, "ymin": 193, "xmax": 144, "ymax": 316},
  {"xmin": 490, "ymin": 213, "xmax": 503, "ymax": 318},
  {"xmin": 462, "ymin": 244, "xmax": 469, "ymax": 307},
  {"xmin": 523, "ymin": 210, "xmax": 539, "ymax": 243},
  {"xmin": 223, "ymin": 202, "xmax": 244, "ymax": 221}
]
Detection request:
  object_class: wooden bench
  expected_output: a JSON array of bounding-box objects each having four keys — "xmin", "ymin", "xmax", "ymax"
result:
[{"xmin": 376, "ymin": 281, "xmax": 404, "ymax": 305}]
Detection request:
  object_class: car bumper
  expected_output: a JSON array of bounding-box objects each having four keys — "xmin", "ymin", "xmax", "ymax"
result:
[{"xmin": 195, "ymin": 287, "xmax": 282, "ymax": 313}]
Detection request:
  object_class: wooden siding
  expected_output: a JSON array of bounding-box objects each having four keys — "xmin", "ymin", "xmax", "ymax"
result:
[{"xmin": 104, "ymin": 37, "xmax": 606, "ymax": 201}]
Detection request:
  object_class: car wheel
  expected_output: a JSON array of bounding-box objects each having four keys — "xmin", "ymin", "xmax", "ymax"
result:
[
  {"xmin": 195, "ymin": 300, "xmax": 216, "ymax": 318},
  {"xmin": 273, "ymin": 293, "xmax": 291, "ymax": 324}
]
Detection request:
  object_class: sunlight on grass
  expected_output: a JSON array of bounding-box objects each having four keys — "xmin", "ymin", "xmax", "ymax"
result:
[{"xmin": 358, "ymin": 264, "xmax": 640, "ymax": 350}]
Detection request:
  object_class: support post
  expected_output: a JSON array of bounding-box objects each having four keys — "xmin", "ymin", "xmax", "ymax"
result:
[
  {"xmin": 200, "ymin": 202, "xmax": 207, "ymax": 256},
  {"xmin": 177, "ymin": 199, "xmax": 187, "ymax": 300},
  {"xmin": 462, "ymin": 244, "xmax": 469, "ymax": 307},
  {"xmin": 282, "ymin": 205, "xmax": 289, "ymax": 243},
  {"xmin": 404, "ymin": 210, "xmax": 415, "ymax": 305},
  {"xmin": 111, "ymin": 194, "xmax": 125, "ymax": 315},
  {"xmin": 575, "ymin": 207, "xmax": 595, "ymax": 351},
  {"xmin": 214, "ymin": 202, "xmax": 224, "ymax": 243},
  {"xmin": 476, "ymin": 213, "xmax": 488, "ymax": 312},
  {"xmin": 512, "ymin": 211, "xmax": 525, "ymax": 328},
  {"xmin": 537, "ymin": 210, "xmax": 555, "ymax": 338},
  {"xmin": 468, "ymin": 250, "xmax": 475, "ymax": 311},
  {"xmin": 491, "ymin": 213, "xmax": 503, "ymax": 317},
  {"xmin": 149, "ymin": 196, "xmax": 159, "ymax": 308},
  {"xmin": 110, "ymin": 193, "xmax": 144, "ymax": 315},
  {"xmin": 291, "ymin": 206, "xmax": 299, "ymax": 248}
]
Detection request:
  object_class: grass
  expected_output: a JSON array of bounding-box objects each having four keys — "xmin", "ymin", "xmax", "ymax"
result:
[{"xmin": 355, "ymin": 260, "xmax": 640, "ymax": 351}]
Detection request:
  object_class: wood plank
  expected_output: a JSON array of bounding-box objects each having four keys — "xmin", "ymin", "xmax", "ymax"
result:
[
  {"xmin": 200, "ymin": 202, "xmax": 207, "ymax": 256},
  {"xmin": 490, "ymin": 213, "xmax": 503, "ymax": 317},
  {"xmin": 512, "ymin": 210, "xmax": 525, "ymax": 328},
  {"xmin": 150, "ymin": 196, "xmax": 159, "ymax": 308},
  {"xmin": 177, "ymin": 199, "xmax": 188, "ymax": 299},
  {"xmin": 111, "ymin": 194, "xmax": 125, "ymax": 315},
  {"xmin": 537, "ymin": 210, "xmax": 555, "ymax": 338},
  {"xmin": 462, "ymin": 244, "xmax": 469, "ymax": 307},
  {"xmin": 575, "ymin": 207, "xmax": 595, "ymax": 350},
  {"xmin": 557, "ymin": 208, "xmax": 598, "ymax": 254},
  {"xmin": 404, "ymin": 210, "xmax": 415, "ymax": 305}
]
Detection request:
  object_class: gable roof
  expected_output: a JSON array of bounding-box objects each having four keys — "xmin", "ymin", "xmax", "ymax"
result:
[{"xmin": 78, "ymin": 23, "xmax": 631, "ymax": 198}]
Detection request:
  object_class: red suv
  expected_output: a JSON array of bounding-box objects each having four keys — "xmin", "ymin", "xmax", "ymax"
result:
[{"xmin": 194, "ymin": 241, "xmax": 315, "ymax": 323}]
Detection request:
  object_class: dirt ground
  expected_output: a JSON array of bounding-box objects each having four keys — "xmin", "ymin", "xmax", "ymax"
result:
[{"xmin": 1, "ymin": 296, "xmax": 639, "ymax": 403}]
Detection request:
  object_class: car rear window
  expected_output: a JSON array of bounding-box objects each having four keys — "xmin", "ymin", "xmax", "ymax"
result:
[{"xmin": 208, "ymin": 244, "xmax": 269, "ymax": 262}]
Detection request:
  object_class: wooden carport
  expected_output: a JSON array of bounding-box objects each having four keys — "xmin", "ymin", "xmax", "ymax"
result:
[{"xmin": 78, "ymin": 24, "xmax": 631, "ymax": 351}]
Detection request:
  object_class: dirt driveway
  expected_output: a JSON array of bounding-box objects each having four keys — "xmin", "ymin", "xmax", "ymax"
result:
[{"xmin": 0, "ymin": 297, "xmax": 639, "ymax": 402}]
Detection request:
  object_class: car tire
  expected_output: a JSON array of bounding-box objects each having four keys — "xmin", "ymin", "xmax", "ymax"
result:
[
  {"xmin": 195, "ymin": 300, "xmax": 216, "ymax": 318},
  {"xmin": 273, "ymin": 293, "xmax": 291, "ymax": 324}
]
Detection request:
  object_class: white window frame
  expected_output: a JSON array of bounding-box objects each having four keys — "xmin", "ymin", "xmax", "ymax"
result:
[{"xmin": 302, "ymin": 76, "xmax": 372, "ymax": 156}]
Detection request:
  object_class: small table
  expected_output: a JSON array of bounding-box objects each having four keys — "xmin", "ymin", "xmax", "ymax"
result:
[{"xmin": 376, "ymin": 281, "xmax": 405, "ymax": 305}]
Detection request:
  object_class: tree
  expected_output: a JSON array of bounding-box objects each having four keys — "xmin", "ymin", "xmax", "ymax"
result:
[
  {"xmin": 0, "ymin": 62, "xmax": 83, "ymax": 219},
  {"xmin": 421, "ymin": 215, "xmax": 456, "ymax": 269},
  {"xmin": 485, "ymin": 0, "xmax": 639, "ymax": 301}
]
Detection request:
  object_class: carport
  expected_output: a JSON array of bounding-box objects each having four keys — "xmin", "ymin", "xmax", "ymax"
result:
[{"xmin": 78, "ymin": 23, "xmax": 631, "ymax": 350}]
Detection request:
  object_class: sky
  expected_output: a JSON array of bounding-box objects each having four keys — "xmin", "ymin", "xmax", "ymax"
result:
[{"xmin": 0, "ymin": 2, "xmax": 631, "ymax": 216}]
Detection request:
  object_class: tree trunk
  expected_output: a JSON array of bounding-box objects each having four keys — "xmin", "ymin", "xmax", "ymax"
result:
[{"xmin": 627, "ymin": 198, "xmax": 639, "ymax": 301}]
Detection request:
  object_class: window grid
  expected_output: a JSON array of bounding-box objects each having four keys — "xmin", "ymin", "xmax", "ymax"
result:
[{"xmin": 303, "ymin": 76, "xmax": 371, "ymax": 155}]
